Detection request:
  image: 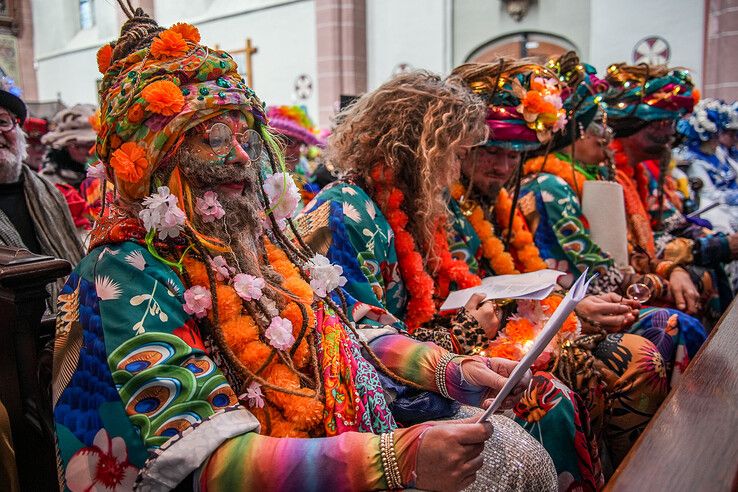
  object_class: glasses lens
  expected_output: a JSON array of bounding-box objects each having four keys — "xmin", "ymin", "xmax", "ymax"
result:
[
  {"xmin": 240, "ymin": 129, "xmax": 263, "ymax": 161},
  {"xmin": 0, "ymin": 117, "xmax": 15, "ymax": 132},
  {"xmin": 208, "ymin": 122, "xmax": 232, "ymax": 156}
]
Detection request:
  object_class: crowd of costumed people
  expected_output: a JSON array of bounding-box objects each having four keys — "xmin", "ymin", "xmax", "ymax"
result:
[{"xmin": 0, "ymin": 3, "xmax": 737, "ymax": 492}]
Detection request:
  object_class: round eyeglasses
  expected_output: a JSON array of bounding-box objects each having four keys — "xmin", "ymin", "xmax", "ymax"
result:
[
  {"xmin": 0, "ymin": 115, "xmax": 17, "ymax": 133},
  {"xmin": 205, "ymin": 122, "xmax": 263, "ymax": 161}
]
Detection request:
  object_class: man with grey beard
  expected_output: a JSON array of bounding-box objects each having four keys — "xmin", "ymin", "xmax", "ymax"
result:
[{"xmin": 0, "ymin": 78, "xmax": 83, "ymax": 269}]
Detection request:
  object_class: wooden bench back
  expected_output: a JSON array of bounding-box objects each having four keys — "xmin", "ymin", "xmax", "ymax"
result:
[
  {"xmin": 606, "ymin": 299, "xmax": 738, "ymax": 491},
  {"xmin": 0, "ymin": 247, "xmax": 70, "ymax": 492}
]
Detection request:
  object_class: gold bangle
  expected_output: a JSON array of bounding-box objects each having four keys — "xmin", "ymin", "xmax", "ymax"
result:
[
  {"xmin": 380, "ymin": 432, "xmax": 403, "ymax": 489},
  {"xmin": 435, "ymin": 351, "xmax": 456, "ymax": 399}
]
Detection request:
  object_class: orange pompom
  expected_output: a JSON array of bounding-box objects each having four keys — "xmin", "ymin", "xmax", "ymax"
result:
[
  {"xmin": 170, "ymin": 23, "xmax": 201, "ymax": 43},
  {"xmin": 110, "ymin": 142, "xmax": 148, "ymax": 182},
  {"xmin": 97, "ymin": 44, "xmax": 112, "ymax": 74},
  {"xmin": 285, "ymin": 396, "xmax": 323, "ymax": 430},
  {"xmin": 150, "ymin": 29, "xmax": 189, "ymax": 59},
  {"xmin": 214, "ymin": 284, "xmax": 243, "ymax": 322},
  {"xmin": 141, "ymin": 80, "xmax": 185, "ymax": 116},
  {"xmin": 127, "ymin": 104, "xmax": 145, "ymax": 123},
  {"xmin": 110, "ymin": 134, "xmax": 122, "ymax": 150},
  {"xmin": 183, "ymin": 257, "xmax": 209, "ymax": 285}
]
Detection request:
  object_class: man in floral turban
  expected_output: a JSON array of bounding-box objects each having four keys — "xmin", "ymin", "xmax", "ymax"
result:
[{"xmin": 52, "ymin": 6, "xmax": 557, "ymax": 491}]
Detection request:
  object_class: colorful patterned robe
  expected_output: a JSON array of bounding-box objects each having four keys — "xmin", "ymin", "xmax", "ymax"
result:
[
  {"xmin": 304, "ymin": 181, "xmax": 606, "ymax": 489},
  {"xmin": 52, "ymin": 240, "xmax": 463, "ymax": 491}
]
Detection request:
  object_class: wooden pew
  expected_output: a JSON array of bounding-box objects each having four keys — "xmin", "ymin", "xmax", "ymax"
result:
[
  {"xmin": 0, "ymin": 247, "xmax": 71, "ymax": 492},
  {"xmin": 605, "ymin": 298, "xmax": 738, "ymax": 491}
]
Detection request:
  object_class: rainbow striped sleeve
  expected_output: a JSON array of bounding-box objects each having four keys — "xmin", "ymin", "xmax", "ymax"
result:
[
  {"xmin": 369, "ymin": 334, "xmax": 489, "ymax": 406},
  {"xmin": 369, "ymin": 334, "xmax": 446, "ymax": 391},
  {"xmin": 197, "ymin": 425, "xmax": 430, "ymax": 491}
]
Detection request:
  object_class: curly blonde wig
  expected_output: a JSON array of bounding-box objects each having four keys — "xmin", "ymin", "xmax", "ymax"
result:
[{"xmin": 327, "ymin": 71, "xmax": 487, "ymax": 260}]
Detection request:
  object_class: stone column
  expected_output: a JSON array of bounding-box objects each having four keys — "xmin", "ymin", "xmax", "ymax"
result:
[
  {"xmin": 704, "ymin": 0, "xmax": 738, "ymax": 100},
  {"xmin": 315, "ymin": 0, "xmax": 367, "ymax": 125}
]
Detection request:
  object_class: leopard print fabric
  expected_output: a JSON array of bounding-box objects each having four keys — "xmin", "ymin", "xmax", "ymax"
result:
[{"xmin": 412, "ymin": 309, "xmax": 490, "ymax": 355}]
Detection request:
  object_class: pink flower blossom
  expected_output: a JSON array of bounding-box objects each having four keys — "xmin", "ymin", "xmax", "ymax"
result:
[
  {"xmin": 232, "ymin": 273, "xmax": 265, "ymax": 301},
  {"xmin": 265, "ymin": 316, "xmax": 294, "ymax": 351},
  {"xmin": 65, "ymin": 428, "xmax": 137, "ymax": 492},
  {"xmin": 209, "ymin": 255, "xmax": 235, "ymax": 281},
  {"xmin": 242, "ymin": 381, "xmax": 265, "ymax": 408},
  {"xmin": 195, "ymin": 191, "xmax": 226, "ymax": 223},
  {"xmin": 183, "ymin": 285, "xmax": 212, "ymax": 319},
  {"xmin": 86, "ymin": 162, "xmax": 106, "ymax": 180}
]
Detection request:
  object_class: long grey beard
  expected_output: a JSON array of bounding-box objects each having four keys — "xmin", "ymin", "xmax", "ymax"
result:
[{"xmin": 195, "ymin": 196, "xmax": 285, "ymax": 316}]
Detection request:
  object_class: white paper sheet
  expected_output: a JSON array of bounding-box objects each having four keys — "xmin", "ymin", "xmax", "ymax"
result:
[
  {"xmin": 439, "ymin": 269, "xmax": 565, "ymax": 311},
  {"xmin": 476, "ymin": 269, "xmax": 595, "ymax": 424}
]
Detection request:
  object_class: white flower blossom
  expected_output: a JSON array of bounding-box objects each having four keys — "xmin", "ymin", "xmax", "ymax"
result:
[
  {"xmin": 263, "ymin": 172, "xmax": 300, "ymax": 220},
  {"xmin": 209, "ymin": 255, "xmax": 235, "ymax": 281},
  {"xmin": 86, "ymin": 162, "xmax": 106, "ymax": 180},
  {"xmin": 306, "ymin": 254, "xmax": 347, "ymax": 297},
  {"xmin": 232, "ymin": 273, "xmax": 265, "ymax": 301},
  {"xmin": 265, "ymin": 316, "xmax": 294, "ymax": 351},
  {"xmin": 242, "ymin": 381, "xmax": 264, "ymax": 408},
  {"xmin": 139, "ymin": 186, "xmax": 186, "ymax": 240}
]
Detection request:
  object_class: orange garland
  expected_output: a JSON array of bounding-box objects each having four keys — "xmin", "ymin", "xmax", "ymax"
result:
[
  {"xmin": 493, "ymin": 189, "xmax": 548, "ymax": 272},
  {"xmin": 450, "ymin": 183, "xmax": 517, "ymax": 275},
  {"xmin": 182, "ymin": 240, "xmax": 322, "ymax": 438},
  {"xmin": 486, "ymin": 294, "xmax": 579, "ymax": 362},
  {"xmin": 523, "ymin": 155, "xmax": 588, "ymax": 200}
]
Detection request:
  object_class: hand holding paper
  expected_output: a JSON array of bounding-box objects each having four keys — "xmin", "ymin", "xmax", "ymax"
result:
[
  {"xmin": 440, "ymin": 269, "xmax": 565, "ymax": 311},
  {"xmin": 476, "ymin": 269, "xmax": 596, "ymax": 424}
]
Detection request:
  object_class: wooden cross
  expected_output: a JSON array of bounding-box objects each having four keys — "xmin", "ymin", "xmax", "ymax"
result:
[{"xmin": 214, "ymin": 38, "xmax": 258, "ymax": 88}]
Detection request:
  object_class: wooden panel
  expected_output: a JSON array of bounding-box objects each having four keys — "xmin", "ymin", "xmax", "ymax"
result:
[{"xmin": 606, "ymin": 299, "xmax": 738, "ymax": 491}]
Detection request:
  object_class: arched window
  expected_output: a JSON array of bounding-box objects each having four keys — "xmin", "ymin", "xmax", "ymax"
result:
[{"xmin": 465, "ymin": 31, "xmax": 578, "ymax": 63}]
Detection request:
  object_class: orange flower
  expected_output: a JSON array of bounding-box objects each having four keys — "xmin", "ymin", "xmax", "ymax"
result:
[
  {"xmin": 127, "ymin": 103, "xmax": 145, "ymax": 123},
  {"xmin": 150, "ymin": 29, "xmax": 188, "ymax": 59},
  {"xmin": 96, "ymin": 44, "xmax": 112, "ymax": 74},
  {"xmin": 505, "ymin": 318, "xmax": 535, "ymax": 343},
  {"xmin": 109, "ymin": 134, "xmax": 122, "ymax": 150},
  {"xmin": 141, "ymin": 80, "xmax": 185, "ymax": 116},
  {"xmin": 110, "ymin": 142, "xmax": 148, "ymax": 182},
  {"xmin": 170, "ymin": 22, "xmax": 200, "ymax": 43},
  {"xmin": 522, "ymin": 91, "xmax": 556, "ymax": 116},
  {"xmin": 88, "ymin": 110, "xmax": 101, "ymax": 133},
  {"xmin": 486, "ymin": 339, "xmax": 524, "ymax": 361},
  {"xmin": 692, "ymin": 88, "xmax": 701, "ymax": 104}
]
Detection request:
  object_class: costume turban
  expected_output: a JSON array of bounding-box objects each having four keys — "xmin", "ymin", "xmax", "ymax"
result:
[
  {"xmin": 677, "ymin": 98, "xmax": 734, "ymax": 143},
  {"xmin": 267, "ymin": 105, "xmax": 324, "ymax": 147},
  {"xmin": 603, "ymin": 64, "xmax": 698, "ymax": 138},
  {"xmin": 541, "ymin": 53, "xmax": 611, "ymax": 152},
  {"xmin": 452, "ymin": 62, "xmax": 568, "ymax": 151},
  {"xmin": 96, "ymin": 21, "xmax": 267, "ymax": 200}
]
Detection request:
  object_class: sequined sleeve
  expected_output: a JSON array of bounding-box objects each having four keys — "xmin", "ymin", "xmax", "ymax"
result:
[{"xmin": 197, "ymin": 424, "xmax": 431, "ymax": 491}]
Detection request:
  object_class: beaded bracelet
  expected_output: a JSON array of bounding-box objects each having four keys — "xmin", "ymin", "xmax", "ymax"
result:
[
  {"xmin": 655, "ymin": 260, "xmax": 677, "ymax": 279},
  {"xmin": 435, "ymin": 351, "xmax": 456, "ymax": 399},
  {"xmin": 380, "ymin": 432, "xmax": 403, "ymax": 489}
]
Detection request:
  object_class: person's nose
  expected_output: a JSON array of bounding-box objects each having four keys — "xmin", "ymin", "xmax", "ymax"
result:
[
  {"xmin": 500, "ymin": 153, "xmax": 517, "ymax": 172},
  {"xmin": 224, "ymin": 135, "xmax": 251, "ymax": 165}
]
